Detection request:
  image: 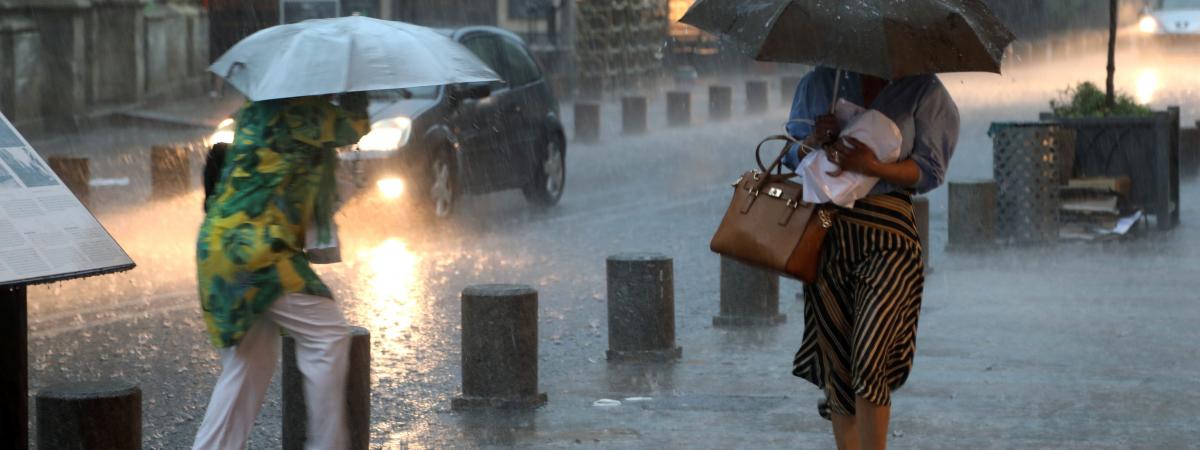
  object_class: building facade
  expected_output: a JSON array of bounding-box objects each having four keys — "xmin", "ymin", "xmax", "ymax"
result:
[{"xmin": 0, "ymin": 0, "xmax": 209, "ymax": 133}]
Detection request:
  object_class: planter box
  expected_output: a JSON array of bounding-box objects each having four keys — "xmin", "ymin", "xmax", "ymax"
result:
[
  {"xmin": 1181, "ymin": 124, "xmax": 1199, "ymax": 179},
  {"xmin": 990, "ymin": 123, "xmax": 1074, "ymax": 245},
  {"xmin": 1039, "ymin": 108, "xmax": 1181, "ymax": 231}
]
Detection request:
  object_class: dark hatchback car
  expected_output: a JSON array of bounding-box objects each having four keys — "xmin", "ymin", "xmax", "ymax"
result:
[{"xmin": 340, "ymin": 26, "xmax": 567, "ymax": 218}]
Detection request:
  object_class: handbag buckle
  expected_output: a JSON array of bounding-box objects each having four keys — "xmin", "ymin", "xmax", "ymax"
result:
[
  {"xmin": 767, "ymin": 187, "xmax": 783, "ymax": 198},
  {"xmin": 818, "ymin": 209, "xmax": 834, "ymax": 229}
]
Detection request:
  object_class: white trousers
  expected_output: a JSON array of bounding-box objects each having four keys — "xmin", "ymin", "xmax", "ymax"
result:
[{"xmin": 192, "ymin": 293, "xmax": 351, "ymax": 450}]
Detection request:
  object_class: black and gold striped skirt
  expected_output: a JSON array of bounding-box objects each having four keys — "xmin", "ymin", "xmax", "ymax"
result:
[{"xmin": 792, "ymin": 192, "xmax": 925, "ymax": 419}]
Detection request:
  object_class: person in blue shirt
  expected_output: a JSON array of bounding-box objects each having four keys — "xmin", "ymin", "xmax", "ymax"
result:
[{"xmin": 787, "ymin": 67, "xmax": 959, "ymax": 450}]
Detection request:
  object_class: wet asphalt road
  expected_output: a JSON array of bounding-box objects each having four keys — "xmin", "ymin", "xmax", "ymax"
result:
[{"xmin": 22, "ymin": 47, "xmax": 1200, "ymax": 449}]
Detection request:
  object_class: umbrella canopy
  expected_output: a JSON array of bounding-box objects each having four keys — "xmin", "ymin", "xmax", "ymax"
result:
[
  {"xmin": 211, "ymin": 16, "xmax": 500, "ymax": 101},
  {"xmin": 680, "ymin": 0, "xmax": 1016, "ymax": 79}
]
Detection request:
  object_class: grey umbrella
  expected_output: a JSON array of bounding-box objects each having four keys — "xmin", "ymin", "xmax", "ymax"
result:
[
  {"xmin": 680, "ymin": 0, "xmax": 1016, "ymax": 80},
  {"xmin": 211, "ymin": 16, "xmax": 499, "ymax": 101}
]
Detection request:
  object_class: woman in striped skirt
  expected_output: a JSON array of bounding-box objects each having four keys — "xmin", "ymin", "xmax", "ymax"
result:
[{"xmin": 783, "ymin": 67, "xmax": 959, "ymax": 450}]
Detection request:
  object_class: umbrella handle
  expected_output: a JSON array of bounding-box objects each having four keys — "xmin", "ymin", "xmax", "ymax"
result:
[
  {"xmin": 829, "ymin": 68, "xmax": 842, "ymax": 114},
  {"xmin": 225, "ymin": 62, "xmax": 245, "ymax": 79}
]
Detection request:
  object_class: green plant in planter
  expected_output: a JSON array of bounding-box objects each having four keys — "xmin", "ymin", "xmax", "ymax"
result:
[{"xmin": 1050, "ymin": 82, "xmax": 1151, "ymax": 118}]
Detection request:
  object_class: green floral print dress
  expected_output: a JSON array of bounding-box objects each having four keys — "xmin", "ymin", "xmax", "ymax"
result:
[{"xmin": 197, "ymin": 94, "xmax": 368, "ymax": 348}]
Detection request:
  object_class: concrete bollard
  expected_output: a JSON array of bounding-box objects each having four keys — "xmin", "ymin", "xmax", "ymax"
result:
[
  {"xmin": 150, "ymin": 145, "xmax": 189, "ymax": 199},
  {"xmin": 453, "ymin": 285, "xmax": 547, "ymax": 409},
  {"xmin": 947, "ymin": 180, "xmax": 997, "ymax": 252},
  {"xmin": 746, "ymin": 80, "xmax": 768, "ymax": 114},
  {"xmin": 606, "ymin": 253, "xmax": 682, "ymax": 362},
  {"xmin": 913, "ymin": 196, "xmax": 931, "ymax": 273},
  {"xmin": 781, "ymin": 76, "xmax": 803, "ymax": 105},
  {"xmin": 47, "ymin": 156, "xmax": 90, "ymax": 208},
  {"xmin": 573, "ymin": 103, "xmax": 600, "ymax": 143},
  {"xmin": 1035, "ymin": 40, "xmax": 1052, "ymax": 64},
  {"xmin": 36, "ymin": 381, "xmax": 141, "ymax": 450},
  {"xmin": 577, "ymin": 77, "xmax": 603, "ymax": 101},
  {"xmin": 621, "ymin": 96, "xmax": 648, "ymax": 135},
  {"xmin": 666, "ymin": 91, "xmax": 691, "ymax": 127},
  {"xmin": 713, "ymin": 256, "xmax": 786, "ymax": 327},
  {"xmin": 708, "ymin": 85, "xmax": 732, "ymax": 122},
  {"xmin": 1053, "ymin": 38, "xmax": 1072, "ymax": 59},
  {"xmin": 283, "ymin": 327, "xmax": 371, "ymax": 450}
]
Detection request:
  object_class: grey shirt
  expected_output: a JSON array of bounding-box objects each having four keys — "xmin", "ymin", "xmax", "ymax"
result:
[{"xmin": 784, "ymin": 67, "xmax": 960, "ymax": 195}]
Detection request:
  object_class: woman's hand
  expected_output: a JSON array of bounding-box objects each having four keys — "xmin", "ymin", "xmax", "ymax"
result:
[
  {"xmin": 336, "ymin": 91, "xmax": 369, "ymax": 114},
  {"xmin": 809, "ymin": 114, "xmax": 840, "ymax": 146},
  {"xmin": 826, "ymin": 137, "xmax": 880, "ymax": 176}
]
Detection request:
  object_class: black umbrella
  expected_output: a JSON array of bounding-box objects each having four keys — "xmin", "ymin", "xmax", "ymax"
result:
[{"xmin": 680, "ymin": 0, "xmax": 1016, "ymax": 80}]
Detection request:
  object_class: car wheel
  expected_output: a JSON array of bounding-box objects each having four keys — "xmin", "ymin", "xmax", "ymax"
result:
[
  {"xmin": 523, "ymin": 136, "xmax": 566, "ymax": 207},
  {"xmin": 426, "ymin": 150, "xmax": 456, "ymax": 218}
]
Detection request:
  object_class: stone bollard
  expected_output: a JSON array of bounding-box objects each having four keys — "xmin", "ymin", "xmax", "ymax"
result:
[
  {"xmin": 573, "ymin": 103, "xmax": 600, "ymax": 143},
  {"xmin": 713, "ymin": 257, "xmax": 786, "ymax": 327},
  {"xmin": 577, "ymin": 77, "xmax": 603, "ymax": 101},
  {"xmin": 36, "ymin": 381, "xmax": 141, "ymax": 450},
  {"xmin": 947, "ymin": 180, "xmax": 997, "ymax": 252},
  {"xmin": 621, "ymin": 96, "xmax": 648, "ymax": 135},
  {"xmin": 150, "ymin": 145, "xmax": 189, "ymax": 199},
  {"xmin": 746, "ymin": 80, "xmax": 768, "ymax": 114},
  {"xmin": 1014, "ymin": 41, "xmax": 1034, "ymax": 65},
  {"xmin": 47, "ymin": 156, "xmax": 90, "ymax": 208},
  {"xmin": 666, "ymin": 91, "xmax": 691, "ymax": 127},
  {"xmin": 283, "ymin": 327, "xmax": 371, "ymax": 450},
  {"xmin": 913, "ymin": 196, "xmax": 931, "ymax": 273},
  {"xmin": 781, "ymin": 76, "xmax": 803, "ymax": 105},
  {"xmin": 708, "ymin": 85, "xmax": 732, "ymax": 122},
  {"xmin": 453, "ymin": 285, "xmax": 547, "ymax": 409},
  {"xmin": 1036, "ymin": 40, "xmax": 1053, "ymax": 64},
  {"xmin": 1053, "ymin": 38, "xmax": 1072, "ymax": 59},
  {"xmin": 606, "ymin": 253, "xmax": 682, "ymax": 362}
]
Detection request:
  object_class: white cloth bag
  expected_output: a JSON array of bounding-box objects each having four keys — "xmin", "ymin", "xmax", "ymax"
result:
[
  {"xmin": 304, "ymin": 174, "xmax": 356, "ymax": 264},
  {"xmin": 800, "ymin": 101, "xmax": 903, "ymax": 208},
  {"xmin": 305, "ymin": 219, "xmax": 341, "ymax": 264}
]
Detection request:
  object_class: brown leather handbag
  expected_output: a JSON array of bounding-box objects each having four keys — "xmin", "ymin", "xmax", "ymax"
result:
[{"xmin": 709, "ymin": 135, "xmax": 837, "ymax": 283}]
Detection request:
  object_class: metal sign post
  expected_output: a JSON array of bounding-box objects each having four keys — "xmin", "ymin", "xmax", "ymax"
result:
[
  {"xmin": 1, "ymin": 286, "xmax": 28, "ymax": 449},
  {"xmin": 0, "ymin": 113, "xmax": 134, "ymax": 449}
]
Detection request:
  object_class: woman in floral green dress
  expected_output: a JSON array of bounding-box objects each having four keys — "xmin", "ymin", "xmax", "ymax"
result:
[{"xmin": 193, "ymin": 92, "xmax": 368, "ymax": 450}]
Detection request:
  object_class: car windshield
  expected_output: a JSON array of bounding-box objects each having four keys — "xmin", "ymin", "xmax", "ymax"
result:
[
  {"xmin": 1163, "ymin": 0, "xmax": 1200, "ymax": 9},
  {"xmin": 368, "ymin": 86, "xmax": 439, "ymax": 101}
]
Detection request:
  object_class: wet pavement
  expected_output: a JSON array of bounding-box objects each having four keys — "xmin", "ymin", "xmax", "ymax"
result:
[{"xmin": 21, "ymin": 47, "xmax": 1200, "ymax": 449}]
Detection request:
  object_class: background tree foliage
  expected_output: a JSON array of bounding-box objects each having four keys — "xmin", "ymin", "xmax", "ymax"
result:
[{"xmin": 1050, "ymin": 82, "xmax": 1151, "ymax": 117}]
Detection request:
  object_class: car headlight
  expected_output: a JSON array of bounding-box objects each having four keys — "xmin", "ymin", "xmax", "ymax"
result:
[
  {"xmin": 208, "ymin": 118, "xmax": 236, "ymax": 146},
  {"xmin": 357, "ymin": 117, "xmax": 412, "ymax": 151},
  {"xmin": 376, "ymin": 177, "xmax": 405, "ymax": 199},
  {"xmin": 1139, "ymin": 16, "xmax": 1160, "ymax": 34}
]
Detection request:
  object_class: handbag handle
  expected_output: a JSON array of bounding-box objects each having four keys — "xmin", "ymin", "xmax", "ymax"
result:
[
  {"xmin": 754, "ymin": 134, "xmax": 804, "ymax": 175},
  {"xmin": 744, "ymin": 135, "xmax": 801, "ymax": 196}
]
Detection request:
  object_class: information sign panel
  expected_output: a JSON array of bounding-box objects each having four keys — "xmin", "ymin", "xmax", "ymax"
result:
[{"xmin": 0, "ymin": 113, "xmax": 134, "ymax": 286}]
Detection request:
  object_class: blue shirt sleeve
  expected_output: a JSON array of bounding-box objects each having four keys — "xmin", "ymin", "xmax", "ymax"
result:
[
  {"xmin": 909, "ymin": 80, "xmax": 959, "ymax": 194},
  {"xmin": 782, "ymin": 71, "xmax": 833, "ymax": 170}
]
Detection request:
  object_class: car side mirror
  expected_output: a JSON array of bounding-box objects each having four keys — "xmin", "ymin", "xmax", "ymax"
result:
[{"xmin": 448, "ymin": 83, "xmax": 492, "ymax": 108}]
